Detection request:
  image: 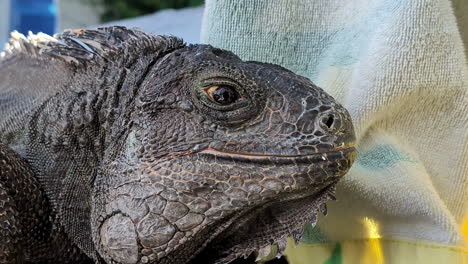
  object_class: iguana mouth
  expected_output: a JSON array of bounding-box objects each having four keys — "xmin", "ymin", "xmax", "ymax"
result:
[{"xmin": 198, "ymin": 144, "xmax": 356, "ymax": 162}]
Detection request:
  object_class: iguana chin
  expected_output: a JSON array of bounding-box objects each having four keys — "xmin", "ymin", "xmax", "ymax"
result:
[{"xmin": 0, "ymin": 27, "xmax": 356, "ymax": 264}]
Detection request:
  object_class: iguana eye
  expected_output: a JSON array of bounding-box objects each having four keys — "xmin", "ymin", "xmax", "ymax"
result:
[
  {"xmin": 204, "ymin": 85, "xmax": 240, "ymax": 105},
  {"xmin": 194, "ymin": 77, "xmax": 253, "ymax": 123}
]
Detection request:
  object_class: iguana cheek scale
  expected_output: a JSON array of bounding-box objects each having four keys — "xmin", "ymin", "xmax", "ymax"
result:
[{"xmin": 0, "ymin": 27, "xmax": 356, "ymax": 264}]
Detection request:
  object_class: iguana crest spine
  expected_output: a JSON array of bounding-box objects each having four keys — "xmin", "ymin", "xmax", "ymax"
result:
[{"xmin": 1, "ymin": 27, "xmax": 185, "ymax": 65}]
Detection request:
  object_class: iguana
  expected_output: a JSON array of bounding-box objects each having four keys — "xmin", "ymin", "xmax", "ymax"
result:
[{"xmin": 0, "ymin": 27, "xmax": 356, "ymax": 264}]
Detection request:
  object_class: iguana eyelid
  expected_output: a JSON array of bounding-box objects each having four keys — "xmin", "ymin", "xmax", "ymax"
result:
[
  {"xmin": 198, "ymin": 92, "xmax": 249, "ymax": 112},
  {"xmin": 200, "ymin": 77, "xmax": 244, "ymax": 91}
]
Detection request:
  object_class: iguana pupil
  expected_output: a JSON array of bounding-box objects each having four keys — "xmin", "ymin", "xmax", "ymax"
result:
[{"xmin": 210, "ymin": 85, "xmax": 239, "ymax": 104}]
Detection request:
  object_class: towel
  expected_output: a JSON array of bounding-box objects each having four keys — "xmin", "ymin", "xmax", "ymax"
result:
[{"xmin": 201, "ymin": 0, "xmax": 468, "ymax": 262}]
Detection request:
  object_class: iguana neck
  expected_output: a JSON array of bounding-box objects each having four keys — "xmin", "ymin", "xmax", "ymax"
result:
[{"xmin": 22, "ymin": 56, "xmax": 159, "ymax": 259}]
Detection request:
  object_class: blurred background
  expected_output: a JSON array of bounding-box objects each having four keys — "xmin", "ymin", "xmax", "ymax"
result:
[{"xmin": 0, "ymin": 0, "xmax": 205, "ymax": 45}]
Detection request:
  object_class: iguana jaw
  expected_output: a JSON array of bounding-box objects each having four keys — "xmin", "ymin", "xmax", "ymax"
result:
[
  {"xmin": 183, "ymin": 147, "xmax": 356, "ymax": 263},
  {"xmin": 187, "ymin": 183, "xmax": 338, "ymax": 264}
]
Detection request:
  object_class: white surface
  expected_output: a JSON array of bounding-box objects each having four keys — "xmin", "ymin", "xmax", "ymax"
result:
[
  {"xmin": 58, "ymin": 0, "xmax": 101, "ymax": 31},
  {"xmin": 97, "ymin": 6, "xmax": 204, "ymax": 44}
]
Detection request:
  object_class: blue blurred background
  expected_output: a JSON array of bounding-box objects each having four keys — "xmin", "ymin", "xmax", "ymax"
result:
[
  {"xmin": 9, "ymin": 0, "xmax": 57, "ymax": 36},
  {"xmin": 0, "ymin": 0, "xmax": 101, "ymax": 45}
]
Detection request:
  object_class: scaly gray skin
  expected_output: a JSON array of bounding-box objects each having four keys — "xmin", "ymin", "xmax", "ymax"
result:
[{"xmin": 0, "ymin": 27, "xmax": 356, "ymax": 264}]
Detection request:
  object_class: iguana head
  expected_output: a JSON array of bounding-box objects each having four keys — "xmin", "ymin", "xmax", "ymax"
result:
[
  {"xmin": 93, "ymin": 43, "xmax": 356, "ymax": 263},
  {"xmin": 4, "ymin": 27, "xmax": 355, "ymax": 264}
]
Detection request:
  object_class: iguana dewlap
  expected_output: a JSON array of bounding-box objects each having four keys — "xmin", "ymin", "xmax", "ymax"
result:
[{"xmin": 0, "ymin": 27, "xmax": 356, "ymax": 264}]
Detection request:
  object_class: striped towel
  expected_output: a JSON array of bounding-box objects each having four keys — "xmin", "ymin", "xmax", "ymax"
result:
[{"xmin": 201, "ymin": 0, "xmax": 468, "ymax": 263}]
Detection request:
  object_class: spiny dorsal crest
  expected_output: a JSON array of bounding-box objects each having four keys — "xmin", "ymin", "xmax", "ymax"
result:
[{"xmin": 0, "ymin": 26, "xmax": 185, "ymax": 65}]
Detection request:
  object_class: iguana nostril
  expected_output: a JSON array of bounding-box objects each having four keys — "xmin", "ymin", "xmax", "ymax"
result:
[{"xmin": 321, "ymin": 114, "xmax": 335, "ymax": 129}]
